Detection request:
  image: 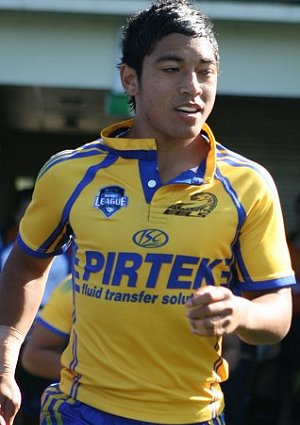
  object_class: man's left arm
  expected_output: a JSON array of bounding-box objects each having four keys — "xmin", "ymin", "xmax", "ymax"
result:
[
  {"xmin": 186, "ymin": 285, "xmax": 292, "ymax": 345},
  {"xmin": 236, "ymin": 287, "xmax": 292, "ymax": 345}
]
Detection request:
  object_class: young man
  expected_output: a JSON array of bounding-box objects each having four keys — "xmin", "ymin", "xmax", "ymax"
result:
[
  {"xmin": 20, "ymin": 275, "xmax": 242, "ymax": 422},
  {"xmin": 0, "ymin": 1, "xmax": 295, "ymax": 424}
]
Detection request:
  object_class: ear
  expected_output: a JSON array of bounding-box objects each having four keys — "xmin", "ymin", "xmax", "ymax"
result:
[{"xmin": 120, "ymin": 64, "xmax": 139, "ymax": 97}]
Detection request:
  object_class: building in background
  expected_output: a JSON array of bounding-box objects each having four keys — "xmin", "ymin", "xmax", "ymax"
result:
[{"xmin": 0, "ymin": 0, "xmax": 300, "ymax": 235}]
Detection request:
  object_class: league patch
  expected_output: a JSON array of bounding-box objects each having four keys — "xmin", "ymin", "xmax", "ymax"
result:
[
  {"xmin": 164, "ymin": 192, "xmax": 217, "ymax": 217},
  {"xmin": 94, "ymin": 185, "xmax": 128, "ymax": 218}
]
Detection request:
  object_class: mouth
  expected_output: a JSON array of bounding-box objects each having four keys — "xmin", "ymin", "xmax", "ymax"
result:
[{"xmin": 175, "ymin": 103, "xmax": 203, "ymax": 114}]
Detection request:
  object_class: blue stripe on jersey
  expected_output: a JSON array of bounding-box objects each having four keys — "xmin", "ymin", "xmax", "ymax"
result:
[
  {"xmin": 214, "ymin": 166, "xmax": 250, "ymax": 286},
  {"xmin": 71, "ymin": 277, "xmax": 77, "ymax": 326},
  {"xmin": 70, "ymin": 372, "xmax": 81, "ymax": 399},
  {"xmin": 20, "ymin": 155, "xmax": 118, "ymax": 257},
  {"xmin": 38, "ymin": 146, "xmax": 105, "ymax": 179},
  {"xmin": 70, "ymin": 331, "xmax": 79, "ymax": 371},
  {"xmin": 232, "ymin": 239, "xmax": 251, "ymax": 282},
  {"xmin": 215, "ymin": 167, "xmax": 247, "ymax": 230},
  {"xmin": 218, "ymin": 154, "xmax": 266, "ymax": 175},
  {"xmin": 217, "ymin": 152, "xmax": 277, "ymax": 194},
  {"xmin": 74, "ymin": 284, "xmax": 80, "ymax": 293},
  {"xmin": 36, "ymin": 316, "xmax": 70, "ymax": 338}
]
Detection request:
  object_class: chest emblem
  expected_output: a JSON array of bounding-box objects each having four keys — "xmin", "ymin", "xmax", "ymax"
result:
[
  {"xmin": 164, "ymin": 192, "xmax": 217, "ymax": 217},
  {"xmin": 94, "ymin": 185, "xmax": 128, "ymax": 218}
]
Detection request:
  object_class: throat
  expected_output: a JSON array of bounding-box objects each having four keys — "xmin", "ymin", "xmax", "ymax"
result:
[{"xmin": 157, "ymin": 139, "xmax": 209, "ymax": 184}]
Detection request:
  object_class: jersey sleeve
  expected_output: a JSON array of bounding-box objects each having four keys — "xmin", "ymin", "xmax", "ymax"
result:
[
  {"xmin": 17, "ymin": 152, "xmax": 76, "ymax": 258},
  {"xmin": 37, "ymin": 274, "xmax": 72, "ymax": 337},
  {"xmin": 234, "ymin": 167, "xmax": 295, "ymax": 291}
]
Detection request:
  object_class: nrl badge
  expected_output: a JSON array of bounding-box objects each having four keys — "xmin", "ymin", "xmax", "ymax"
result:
[{"xmin": 94, "ymin": 185, "xmax": 128, "ymax": 218}]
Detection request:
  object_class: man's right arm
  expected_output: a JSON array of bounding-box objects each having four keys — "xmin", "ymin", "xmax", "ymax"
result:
[{"xmin": 0, "ymin": 243, "xmax": 53, "ymax": 425}]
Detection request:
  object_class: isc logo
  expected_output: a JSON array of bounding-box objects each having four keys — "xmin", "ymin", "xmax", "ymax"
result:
[{"xmin": 132, "ymin": 229, "xmax": 169, "ymax": 248}]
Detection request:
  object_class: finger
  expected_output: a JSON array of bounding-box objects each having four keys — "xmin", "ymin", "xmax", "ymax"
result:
[
  {"xmin": 186, "ymin": 287, "xmax": 227, "ymax": 309},
  {"xmin": 189, "ymin": 316, "xmax": 225, "ymax": 337},
  {"xmin": 185, "ymin": 293, "xmax": 207, "ymax": 308},
  {"xmin": 1, "ymin": 399, "xmax": 20, "ymax": 425}
]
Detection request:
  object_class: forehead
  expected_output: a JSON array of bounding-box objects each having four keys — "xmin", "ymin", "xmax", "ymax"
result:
[{"xmin": 147, "ymin": 33, "xmax": 216, "ymax": 63}]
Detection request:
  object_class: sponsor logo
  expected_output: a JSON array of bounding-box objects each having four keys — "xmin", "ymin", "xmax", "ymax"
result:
[
  {"xmin": 94, "ymin": 185, "xmax": 128, "ymax": 218},
  {"xmin": 132, "ymin": 229, "xmax": 169, "ymax": 248},
  {"xmin": 77, "ymin": 250, "xmax": 231, "ymax": 289},
  {"xmin": 164, "ymin": 192, "xmax": 217, "ymax": 217}
]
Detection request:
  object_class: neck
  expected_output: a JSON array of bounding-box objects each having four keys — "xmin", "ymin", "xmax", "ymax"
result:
[{"xmin": 157, "ymin": 135, "xmax": 209, "ymax": 184}]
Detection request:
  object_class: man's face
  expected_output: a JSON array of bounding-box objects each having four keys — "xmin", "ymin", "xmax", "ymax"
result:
[{"xmin": 127, "ymin": 33, "xmax": 218, "ymax": 144}]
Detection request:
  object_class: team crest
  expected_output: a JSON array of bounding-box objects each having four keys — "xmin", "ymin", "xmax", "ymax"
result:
[
  {"xmin": 94, "ymin": 185, "xmax": 128, "ymax": 218},
  {"xmin": 164, "ymin": 192, "xmax": 217, "ymax": 217}
]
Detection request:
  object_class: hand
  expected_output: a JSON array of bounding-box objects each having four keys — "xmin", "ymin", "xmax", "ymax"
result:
[
  {"xmin": 0, "ymin": 373, "xmax": 21, "ymax": 425},
  {"xmin": 185, "ymin": 286, "xmax": 241, "ymax": 337}
]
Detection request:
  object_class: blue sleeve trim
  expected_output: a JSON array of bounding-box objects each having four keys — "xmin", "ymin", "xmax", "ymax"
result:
[
  {"xmin": 237, "ymin": 275, "xmax": 296, "ymax": 292},
  {"xmin": 36, "ymin": 316, "xmax": 69, "ymax": 338},
  {"xmin": 16, "ymin": 233, "xmax": 65, "ymax": 258}
]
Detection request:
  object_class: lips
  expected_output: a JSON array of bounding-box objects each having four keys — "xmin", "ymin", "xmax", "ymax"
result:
[{"xmin": 175, "ymin": 103, "xmax": 203, "ymax": 113}]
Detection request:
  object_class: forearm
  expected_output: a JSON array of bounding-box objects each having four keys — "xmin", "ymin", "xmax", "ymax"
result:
[
  {"xmin": 0, "ymin": 244, "xmax": 51, "ymax": 333},
  {"xmin": 0, "ymin": 327, "xmax": 24, "ymax": 377},
  {"xmin": 0, "ymin": 244, "xmax": 52, "ymax": 378},
  {"xmin": 236, "ymin": 288, "xmax": 292, "ymax": 345}
]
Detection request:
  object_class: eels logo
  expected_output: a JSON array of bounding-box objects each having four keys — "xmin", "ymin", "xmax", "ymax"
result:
[
  {"xmin": 132, "ymin": 229, "xmax": 169, "ymax": 248},
  {"xmin": 164, "ymin": 192, "xmax": 218, "ymax": 217}
]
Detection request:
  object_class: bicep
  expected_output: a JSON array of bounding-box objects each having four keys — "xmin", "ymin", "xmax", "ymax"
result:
[
  {"xmin": 2, "ymin": 242, "xmax": 54, "ymax": 278},
  {"xmin": 241, "ymin": 287, "xmax": 292, "ymax": 302}
]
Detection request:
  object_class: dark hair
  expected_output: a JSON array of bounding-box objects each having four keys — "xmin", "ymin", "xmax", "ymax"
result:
[{"xmin": 119, "ymin": 0, "xmax": 219, "ymax": 110}]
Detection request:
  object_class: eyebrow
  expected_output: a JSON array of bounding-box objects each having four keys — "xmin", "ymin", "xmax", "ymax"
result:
[{"xmin": 155, "ymin": 54, "xmax": 216, "ymax": 65}]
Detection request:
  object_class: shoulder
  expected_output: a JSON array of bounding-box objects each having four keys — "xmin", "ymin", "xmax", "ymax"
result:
[
  {"xmin": 37, "ymin": 139, "xmax": 108, "ymax": 181},
  {"xmin": 215, "ymin": 142, "xmax": 277, "ymax": 193}
]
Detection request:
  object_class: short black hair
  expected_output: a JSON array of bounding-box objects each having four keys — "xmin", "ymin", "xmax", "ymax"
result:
[{"xmin": 119, "ymin": 0, "xmax": 219, "ymax": 110}]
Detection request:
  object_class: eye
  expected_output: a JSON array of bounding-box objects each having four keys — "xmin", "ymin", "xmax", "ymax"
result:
[
  {"xmin": 198, "ymin": 65, "xmax": 218, "ymax": 77},
  {"xmin": 162, "ymin": 66, "xmax": 179, "ymax": 73},
  {"xmin": 199, "ymin": 68, "xmax": 214, "ymax": 76}
]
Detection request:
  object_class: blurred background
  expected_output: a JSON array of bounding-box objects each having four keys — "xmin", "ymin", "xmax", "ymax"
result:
[
  {"xmin": 0, "ymin": 2, "xmax": 300, "ymax": 425},
  {"xmin": 0, "ymin": 0, "xmax": 300, "ymax": 235}
]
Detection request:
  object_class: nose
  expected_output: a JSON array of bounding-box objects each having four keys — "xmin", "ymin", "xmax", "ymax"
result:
[{"xmin": 179, "ymin": 72, "xmax": 203, "ymax": 96}]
